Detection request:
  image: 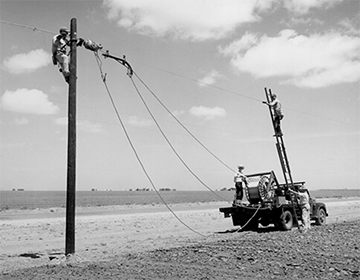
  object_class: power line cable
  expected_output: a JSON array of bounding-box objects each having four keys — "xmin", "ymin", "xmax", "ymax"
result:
[
  {"xmin": 0, "ymin": 19, "xmax": 236, "ymax": 194},
  {"xmin": 139, "ymin": 63, "xmax": 263, "ymax": 103},
  {"xmin": 139, "ymin": 63, "xmax": 358, "ymax": 128},
  {"xmin": 101, "ymin": 51, "xmax": 232, "ymax": 199},
  {"xmin": 93, "ymin": 52, "xmax": 206, "ymax": 237},
  {"xmin": 0, "ymin": 20, "xmax": 56, "ymax": 35},
  {"xmin": 2, "ymin": 19, "xmax": 356, "ymax": 128},
  {"xmin": 129, "ymin": 74, "xmax": 227, "ymax": 201},
  {"xmin": 133, "ymin": 71, "xmax": 236, "ymax": 173}
]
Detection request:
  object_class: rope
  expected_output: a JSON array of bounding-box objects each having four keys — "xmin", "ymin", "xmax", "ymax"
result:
[
  {"xmin": 129, "ymin": 76, "xmax": 227, "ymax": 201},
  {"xmin": 133, "ymin": 72, "xmax": 236, "ymax": 173},
  {"xmin": 236, "ymin": 204, "xmax": 261, "ymax": 232},
  {"xmin": 93, "ymin": 52, "xmax": 206, "ymax": 237}
]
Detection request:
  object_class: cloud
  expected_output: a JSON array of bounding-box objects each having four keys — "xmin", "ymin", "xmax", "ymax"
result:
[
  {"xmin": 3, "ymin": 49, "xmax": 51, "ymax": 74},
  {"xmin": 219, "ymin": 29, "xmax": 360, "ymax": 88},
  {"xmin": 15, "ymin": 117, "xmax": 29, "ymax": 125},
  {"xmin": 338, "ymin": 18, "xmax": 360, "ymax": 36},
  {"xmin": 172, "ymin": 110, "xmax": 185, "ymax": 117},
  {"xmin": 1, "ymin": 88, "xmax": 59, "ymax": 114},
  {"xmin": 189, "ymin": 106, "xmax": 226, "ymax": 120},
  {"xmin": 56, "ymin": 117, "xmax": 105, "ymax": 133},
  {"xmin": 198, "ymin": 70, "xmax": 225, "ymax": 87},
  {"xmin": 128, "ymin": 116, "xmax": 153, "ymax": 127},
  {"xmin": 283, "ymin": 0, "xmax": 343, "ymax": 15},
  {"xmin": 103, "ymin": 0, "xmax": 275, "ymax": 41}
]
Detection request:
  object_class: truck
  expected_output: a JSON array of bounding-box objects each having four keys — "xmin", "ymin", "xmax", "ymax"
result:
[
  {"xmin": 219, "ymin": 88, "xmax": 328, "ymax": 231},
  {"xmin": 219, "ymin": 171, "xmax": 328, "ymax": 231}
]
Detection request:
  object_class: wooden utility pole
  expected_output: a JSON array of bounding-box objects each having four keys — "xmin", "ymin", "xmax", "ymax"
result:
[{"xmin": 66, "ymin": 18, "xmax": 77, "ymax": 255}]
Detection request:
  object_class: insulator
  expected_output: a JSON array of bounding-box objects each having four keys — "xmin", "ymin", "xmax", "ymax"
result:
[{"xmin": 83, "ymin": 40, "xmax": 103, "ymax": 52}]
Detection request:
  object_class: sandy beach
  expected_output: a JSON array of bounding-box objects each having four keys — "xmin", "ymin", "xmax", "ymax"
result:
[{"xmin": 1, "ymin": 198, "xmax": 360, "ymax": 275}]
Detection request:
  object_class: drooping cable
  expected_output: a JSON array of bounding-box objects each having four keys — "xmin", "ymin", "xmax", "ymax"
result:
[
  {"xmin": 133, "ymin": 71, "xmax": 236, "ymax": 173},
  {"xmin": 236, "ymin": 204, "xmax": 261, "ymax": 232},
  {"xmin": 129, "ymin": 75, "xmax": 227, "ymax": 201},
  {"xmin": 94, "ymin": 52, "xmax": 206, "ymax": 237}
]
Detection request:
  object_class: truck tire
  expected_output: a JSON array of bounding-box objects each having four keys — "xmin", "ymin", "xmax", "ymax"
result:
[
  {"xmin": 315, "ymin": 208, "xmax": 326, "ymax": 226},
  {"xmin": 279, "ymin": 210, "xmax": 293, "ymax": 231}
]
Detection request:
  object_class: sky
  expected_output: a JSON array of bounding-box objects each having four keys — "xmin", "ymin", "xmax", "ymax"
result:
[{"xmin": 0, "ymin": 0, "xmax": 359, "ymax": 192}]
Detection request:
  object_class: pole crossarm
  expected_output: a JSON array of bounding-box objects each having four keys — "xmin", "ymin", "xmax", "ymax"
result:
[{"xmin": 102, "ymin": 51, "xmax": 133, "ymax": 77}]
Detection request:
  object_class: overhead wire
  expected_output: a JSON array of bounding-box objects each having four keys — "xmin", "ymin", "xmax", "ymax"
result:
[
  {"xmin": 133, "ymin": 71, "xmax": 236, "ymax": 173},
  {"xmin": 138, "ymin": 63, "xmax": 263, "ymax": 103},
  {"xmin": 1, "ymin": 20, "xmax": 229, "ymax": 235},
  {"xmin": 0, "ymin": 20, "xmax": 56, "ymax": 35},
  {"xmin": 1, "ymin": 19, "xmax": 357, "ymax": 128},
  {"xmin": 7, "ymin": 19, "xmax": 355, "ymax": 235},
  {"xmin": 134, "ymin": 61, "xmax": 358, "ymax": 128},
  {"xmin": 93, "ymin": 52, "xmax": 206, "ymax": 237},
  {"xmin": 129, "ymin": 74, "xmax": 227, "ymax": 201},
  {"xmin": 100, "ymin": 51, "xmax": 228, "ymax": 200}
]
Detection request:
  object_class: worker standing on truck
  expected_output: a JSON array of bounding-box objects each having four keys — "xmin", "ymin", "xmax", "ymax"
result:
[
  {"xmin": 234, "ymin": 165, "xmax": 248, "ymax": 204},
  {"xmin": 262, "ymin": 94, "xmax": 284, "ymax": 136},
  {"xmin": 288, "ymin": 187, "xmax": 311, "ymax": 232}
]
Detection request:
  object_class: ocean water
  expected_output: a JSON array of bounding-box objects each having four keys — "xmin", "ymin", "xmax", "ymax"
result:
[{"xmin": 0, "ymin": 190, "xmax": 235, "ymax": 210}]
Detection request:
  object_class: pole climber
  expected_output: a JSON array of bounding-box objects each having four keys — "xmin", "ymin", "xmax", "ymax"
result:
[
  {"xmin": 52, "ymin": 27, "xmax": 71, "ymax": 83},
  {"xmin": 52, "ymin": 26, "xmax": 103, "ymax": 83}
]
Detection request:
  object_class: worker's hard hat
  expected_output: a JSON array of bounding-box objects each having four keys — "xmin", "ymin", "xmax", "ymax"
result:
[
  {"xmin": 237, "ymin": 165, "xmax": 245, "ymax": 169},
  {"xmin": 59, "ymin": 27, "xmax": 69, "ymax": 34}
]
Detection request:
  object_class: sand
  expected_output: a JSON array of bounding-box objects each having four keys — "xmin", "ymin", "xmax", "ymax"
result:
[{"xmin": 1, "ymin": 198, "xmax": 359, "ymax": 273}]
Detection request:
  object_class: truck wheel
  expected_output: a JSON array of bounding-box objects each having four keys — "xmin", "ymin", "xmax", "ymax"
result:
[
  {"xmin": 315, "ymin": 208, "xmax": 326, "ymax": 225},
  {"xmin": 279, "ymin": 211, "xmax": 293, "ymax": 231}
]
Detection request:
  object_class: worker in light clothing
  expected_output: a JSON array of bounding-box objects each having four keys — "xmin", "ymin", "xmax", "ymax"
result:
[
  {"xmin": 263, "ymin": 94, "xmax": 284, "ymax": 136},
  {"xmin": 288, "ymin": 187, "xmax": 311, "ymax": 232},
  {"xmin": 234, "ymin": 165, "xmax": 248, "ymax": 204},
  {"xmin": 52, "ymin": 27, "xmax": 70, "ymax": 83}
]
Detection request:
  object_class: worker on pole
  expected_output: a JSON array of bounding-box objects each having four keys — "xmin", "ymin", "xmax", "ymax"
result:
[
  {"xmin": 52, "ymin": 27, "xmax": 70, "ymax": 83},
  {"xmin": 52, "ymin": 27, "xmax": 103, "ymax": 84}
]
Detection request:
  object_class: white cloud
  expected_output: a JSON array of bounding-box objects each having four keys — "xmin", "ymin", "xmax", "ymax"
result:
[
  {"xmin": 198, "ymin": 70, "xmax": 225, "ymax": 87},
  {"xmin": 172, "ymin": 110, "xmax": 185, "ymax": 117},
  {"xmin": 56, "ymin": 117, "xmax": 105, "ymax": 133},
  {"xmin": 128, "ymin": 116, "xmax": 153, "ymax": 127},
  {"xmin": 3, "ymin": 49, "xmax": 51, "ymax": 74},
  {"xmin": 220, "ymin": 29, "xmax": 360, "ymax": 88},
  {"xmin": 189, "ymin": 106, "xmax": 226, "ymax": 120},
  {"xmin": 103, "ymin": 0, "xmax": 275, "ymax": 41},
  {"xmin": 283, "ymin": 0, "xmax": 343, "ymax": 15},
  {"xmin": 1, "ymin": 88, "xmax": 59, "ymax": 114}
]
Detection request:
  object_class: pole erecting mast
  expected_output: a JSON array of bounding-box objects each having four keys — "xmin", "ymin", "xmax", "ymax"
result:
[{"xmin": 264, "ymin": 88, "xmax": 301, "ymax": 230}]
